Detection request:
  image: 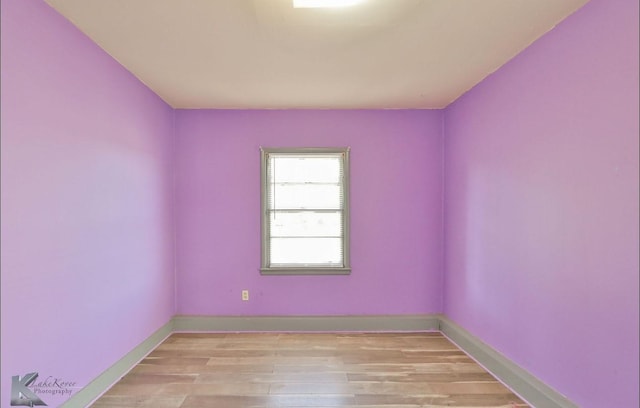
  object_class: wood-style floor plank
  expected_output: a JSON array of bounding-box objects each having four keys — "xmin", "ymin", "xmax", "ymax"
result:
[{"xmin": 91, "ymin": 332, "xmax": 528, "ymax": 407}]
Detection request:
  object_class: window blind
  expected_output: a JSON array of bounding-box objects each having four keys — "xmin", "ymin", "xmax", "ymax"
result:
[{"xmin": 266, "ymin": 153, "xmax": 345, "ymax": 267}]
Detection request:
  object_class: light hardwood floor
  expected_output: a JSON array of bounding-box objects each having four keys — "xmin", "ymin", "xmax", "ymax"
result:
[{"xmin": 90, "ymin": 332, "xmax": 529, "ymax": 407}]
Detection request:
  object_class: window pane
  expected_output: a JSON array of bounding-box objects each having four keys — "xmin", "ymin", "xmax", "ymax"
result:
[
  {"xmin": 270, "ymin": 237, "xmax": 342, "ymax": 265},
  {"xmin": 261, "ymin": 148, "xmax": 349, "ymax": 272},
  {"xmin": 269, "ymin": 184, "xmax": 342, "ymax": 209},
  {"xmin": 270, "ymin": 156, "xmax": 341, "ymax": 183},
  {"xmin": 270, "ymin": 211, "xmax": 341, "ymax": 237}
]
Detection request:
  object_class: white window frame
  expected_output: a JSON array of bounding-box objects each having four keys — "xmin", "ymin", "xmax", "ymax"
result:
[{"xmin": 260, "ymin": 147, "xmax": 351, "ymax": 275}]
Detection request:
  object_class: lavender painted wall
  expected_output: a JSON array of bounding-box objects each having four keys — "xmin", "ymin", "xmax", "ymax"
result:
[
  {"xmin": 0, "ymin": 1, "xmax": 175, "ymax": 406},
  {"xmin": 443, "ymin": 0, "xmax": 639, "ymax": 406},
  {"xmin": 175, "ymin": 110, "xmax": 443, "ymax": 316}
]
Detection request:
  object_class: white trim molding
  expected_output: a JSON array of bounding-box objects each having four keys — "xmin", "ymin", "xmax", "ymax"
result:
[
  {"xmin": 172, "ymin": 314, "xmax": 439, "ymax": 332},
  {"xmin": 438, "ymin": 316, "xmax": 578, "ymax": 408},
  {"xmin": 61, "ymin": 314, "xmax": 578, "ymax": 408},
  {"xmin": 60, "ymin": 320, "xmax": 173, "ymax": 408}
]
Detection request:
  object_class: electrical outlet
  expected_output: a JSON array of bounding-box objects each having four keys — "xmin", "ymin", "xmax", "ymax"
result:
[{"xmin": 241, "ymin": 290, "xmax": 249, "ymax": 301}]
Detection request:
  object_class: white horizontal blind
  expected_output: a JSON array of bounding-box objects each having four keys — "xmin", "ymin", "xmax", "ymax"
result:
[{"xmin": 266, "ymin": 153, "xmax": 345, "ymax": 267}]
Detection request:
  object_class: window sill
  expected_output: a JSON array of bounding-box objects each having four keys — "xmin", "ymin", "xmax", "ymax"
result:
[{"xmin": 260, "ymin": 267, "xmax": 351, "ymax": 276}]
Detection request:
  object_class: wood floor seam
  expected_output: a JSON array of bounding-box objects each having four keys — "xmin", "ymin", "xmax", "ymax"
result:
[{"xmin": 90, "ymin": 332, "xmax": 528, "ymax": 408}]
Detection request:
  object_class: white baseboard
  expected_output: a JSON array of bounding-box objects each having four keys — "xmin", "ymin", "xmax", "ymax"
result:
[
  {"xmin": 172, "ymin": 314, "xmax": 440, "ymax": 332},
  {"xmin": 438, "ymin": 316, "xmax": 577, "ymax": 408},
  {"xmin": 60, "ymin": 320, "xmax": 173, "ymax": 408},
  {"xmin": 61, "ymin": 314, "xmax": 577, "ymax": 408}
]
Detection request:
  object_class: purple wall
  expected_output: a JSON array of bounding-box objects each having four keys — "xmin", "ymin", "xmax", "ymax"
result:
[
  {"xmin": 0, "ymin": 1, "xmax": 175, "ymax": 406},
  {"xmin": 2, "ymin": 0, "xmax": 638, "ymax": 406},
  {"xmin": 443, "ymin": 0, "xmax": 639, "ymax": 406},
  {"xmin": 175, "ymin": 110, "xmax": 443, "ymax": 316}
]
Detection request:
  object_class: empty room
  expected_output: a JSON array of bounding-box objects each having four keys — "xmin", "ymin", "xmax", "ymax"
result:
[{"xmin": 1, "ymin": 0, "xmax": 638, "ymax": 407}]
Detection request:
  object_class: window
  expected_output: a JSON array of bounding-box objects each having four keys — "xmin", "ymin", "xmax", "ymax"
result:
[{"xmin": 260, "ymin": 147, "xmax": 350, "ymax": 275}]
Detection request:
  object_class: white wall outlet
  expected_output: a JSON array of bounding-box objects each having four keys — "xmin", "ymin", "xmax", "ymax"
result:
[{"xmin": 241, "ymin": 290, "xmax": 249, "ymax": 301}]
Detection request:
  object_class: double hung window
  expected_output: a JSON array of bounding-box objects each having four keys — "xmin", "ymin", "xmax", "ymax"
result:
[{"xmin": 260, "ymin": 147, "xmax": 350, "ymax": 275}]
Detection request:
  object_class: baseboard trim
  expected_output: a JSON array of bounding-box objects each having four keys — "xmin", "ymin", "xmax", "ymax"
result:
[
  {"xmin": 62, "ymin": 315, "xmax": 577, "ymax": 408},
  {"xmin": 60, "ymin": 319, "xmax": 173, "ymax": 408},
  {"xmin": 438, "ymin": 316, "xmax": 577, "ymax": 408},
  {"xmin": 172, "ymin": 314, "xmax": 440, "ymax": 332}
]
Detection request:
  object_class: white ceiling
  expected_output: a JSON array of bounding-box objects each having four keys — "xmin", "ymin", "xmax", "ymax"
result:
[{"xmin": 44, "ymin": 0, "xmax": 588, "ymax": 109}]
